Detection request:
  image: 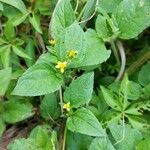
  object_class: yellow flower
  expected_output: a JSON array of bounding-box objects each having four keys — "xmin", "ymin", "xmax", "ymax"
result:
[
  {"xmin": 49, "ymin": 39, "xmax": 56, "ymax": 46},
  {"xmin": 55, "ymin": 61, "xmax": 67, "ymax": 73},
  {"xmin": 63, "ymin": 102, "xmax": 71, "ymax": 112},
  {"xmin": 67, "ymin": 50, "xmax": 78, "ymax": 58}
]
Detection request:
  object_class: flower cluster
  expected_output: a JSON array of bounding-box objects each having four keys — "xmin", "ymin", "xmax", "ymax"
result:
[
  {"xmin": 49, "ymin": 39, "xmax": 56, "ymax": 46},
  {"xmin": 55, "ymin": 50, "xmax": 78, "ymax": 73},
  {"xmin": 63, "ymin": 102, "xmax": 71, "ymax": 112}
]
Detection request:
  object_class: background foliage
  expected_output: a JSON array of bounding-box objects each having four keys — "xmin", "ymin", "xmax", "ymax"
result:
[{"xmin": 0, "ymin": 0, "xmax": 150, "ymax": 150}]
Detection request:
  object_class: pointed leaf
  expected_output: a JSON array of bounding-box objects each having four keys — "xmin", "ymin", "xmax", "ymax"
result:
[
  {"xmin": 2, "ymin": 100, "xmax": 33, "ymax": 123},
  {"xmin": 29, "ymin": 14, "xmax": 42, "ymax": 34},
  {"xmin": 40, "ymin": 93, "xmax": 60, "ymax": 120},
  {"xmin": 12, "ymin": 45, "xmax": 31, "ymax": 59},
  {"xmin": 113, "ymin": 0, "xmax": 150, "ymax": 39},
  {"xmin": 64, "ymin": 72, "xmax": 94, "ymax": 107},
  {"xmin": 100, "ymin": 86, "xmax": 121, "ymax": 111},
  {"xmin": 89, "ymin": 137, "xmax": 115, "ymax": 150},
  {"xmin": 12, "ymin": 63, "xmax": 63, "ymax": 96},
  {"xmin": 0, "ymin": 68, "xmax": 11, "ymax": 96},
  {"xmin": 0, "ymin": 0, "xmax": 27, "ymax": 13},
  {"xmin": 109, "ymin": 123, "xmax": 143, "ymax": 150},
  {"xmin": 67, "ymin": 108, "xmax": 105, "ymax": 137},
  {"xmin": 80, "ymin": 29, "xmax": 111, "ymax": 67},
  {"xmin": 50, "ymin": 0, "xmax": 75, "ymax": 38}
]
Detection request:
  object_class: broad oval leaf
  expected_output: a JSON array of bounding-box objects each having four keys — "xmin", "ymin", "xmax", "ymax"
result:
[
  {"xmin": 64, "ymin": 72, "xmax": 94, "ymax": 107},
  {"xmin": 12, "ymin": 63, "xmax": 63, "ymax": 96},
  {"xmin": 80, "ymin": 29, "xmax": 111, "ymax": 67},
  {"xmin": 67, "ymin": 108, "xmax": 105, "ymax": 137},
  {"xmin": 100, "ymin": 0, "xmax": 122, "ymax": 13},
  {"xmin": 113, "ymin": 0, "xmax": 150, "ymax": 39},
  {"xmin": 109, "ymin": 123, "xmax": 143, "ymax": 150},
  {"xmin": 89, "ymin": 137, "xmax": 115, "ymax": 150}
]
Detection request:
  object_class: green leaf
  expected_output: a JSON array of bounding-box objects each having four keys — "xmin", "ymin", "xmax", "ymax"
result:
[
  {"xmin": 100, "ymin": 0, "xmax": 122, "ymax": 13},
  {"xmin": 0, "ymin": 37, "xmax": 7, "ymax": 45},
  {"xmin": 55, "ymin": 22, "xmax": 86, "ymax": 68},
  {"xmin": 4, "ymin": 21, "xmax": 15, "ymax": 41},
  {"xmin": 89, "ymin": 137, "xmax": 115, "ymax": 150},
  {"xmin": 50, "ymin": 0, "xmax": 75, "ymax": 38},
  {"xmin": 138, "ymin": 61, "xmax": 150, "ymax": 86},
  {"xmin": 120, "ymin": 74, "xmax": 142, "ymax": 101},
  {"xmin": 109, "ymin": 123, "xmax": 143, "ymax": 150},
  {"xmin": 113, "ymin": 0, "xmax": 150, "ymax": 39},
  {"xmin": 12, "ymin": 63, "xmax": 63, "ymax": 96},
  {"xmin": 7, "ymin": 139, "xmax": 39, "ymax": 150},
  {"xmin": 50, "ymin": 131, "xmax": 58, "ymax": 150},
  {"xmin": 80, "ymin": 29, "xmax": 111, "ymax": 67},
  {"xmin": 1, "ymin": 100, "xmax": 33, "ymax": 123},
  {"xmin": 126, "ymin": 115, "xmax": 149, "ymax": 131},
  {"xmin": 0, "ymin": 45, "xmax": 11, "ymax": 68},
  {"xmin": 143, "ymin": 83, "xmax": 150, "ymax": 98},
  {"xmin": 12, "ymin": 45, "xmax": 31, "ymax": 59},
  {"xmin": 0, "ymin": 68, "xmax": 11, "ymax": 96},
  {"xmin": 12, "ymin": 12, "xmax": 29, "ymax": 26},
  {"xmin": 136, "ymin": 137, "xmax": 150, "ymax": 150},
  {"xmin": 64, "ymin": 72, "xmax": 94, "ymax": 107},
  {"xmin": 29, "ymin": 13, "xmax": 42, "ymax": 34},
  {"xmin": 0, "ymin": 0, "xmax": 27, "ymax": 13},
  {"xmin": 101, "ymin": 109, "xmax": 121, "ymax": 124},
  {"xmin": 100, "ymin": 86, "xmax": 122, "ymax": 111},
  {"xmin": 0, "ymin": 119, "xmax": 5, "ymax": 137},
  {"xmin": 67, "ymin": 108, "xmax": 105, "ymax": 137},
  {"xmin": 24, "ymin": 38, "xmax": 35, "ymax": 67},
  {"xmin": 125, "ymin": 101, "xmax": 150, "ymax": 115},
  {"xmin": 96, "ymin": 15, "xmax": 111, "ymax": 41},
  {"xmin": 40, "ymin": 93, "xmax": 60, "ymax": 120},
  {"xmin": 0, "ymin": 2, "xmax": 3, "ymax": 11},
  {"xmin": 29, "ymin": 126, "xmax": 50, "ymax": 148},
  {"xmin": 66, "ymin": 131, "xmax": 93, "ymax": 150},
  {"xmin": 126, "ymin": 81, "xmax": 142, "ymax": 100}
]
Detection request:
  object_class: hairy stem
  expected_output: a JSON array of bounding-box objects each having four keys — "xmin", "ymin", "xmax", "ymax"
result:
[
  {"xmin": 115, "ymin": 40, "xmax": 126, "ymax": 81},
  {"xmin": 110, "ymin": 40, "xmax": 120, "ymax": 65}
]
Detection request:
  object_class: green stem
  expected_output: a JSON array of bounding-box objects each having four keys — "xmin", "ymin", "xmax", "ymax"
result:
[
  {"xmin": 59, "ymin": 87, "xmax": 64, "ymax": 117},
  {"xmin": 110, "ymin": 40, "xmax": 120, "ymax": 65},
  {"xmin": 62, "ymin": 122, "xmax": 67, "ymax": 150}
]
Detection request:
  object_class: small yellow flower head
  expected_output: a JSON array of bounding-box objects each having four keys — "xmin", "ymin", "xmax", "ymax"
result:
[
  {"xmin": 55, "ymin": 61, "xmax": 67, "ymax": 73},
  {"xmin": 67, "ymin": 50, "xmax": 78, "ymax": 58},
  {"xmin": 49, "ymin": 39, "xmax": 56, "ymax": 46},
  {"xmin": 63, "ymin": 102, "xmax": 71, "ymax": 112}
]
